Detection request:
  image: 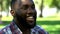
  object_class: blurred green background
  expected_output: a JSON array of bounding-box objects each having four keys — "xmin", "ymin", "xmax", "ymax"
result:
[{"xmin": 0, "ymin": 0, "xmax": 60, "ymax": 34}]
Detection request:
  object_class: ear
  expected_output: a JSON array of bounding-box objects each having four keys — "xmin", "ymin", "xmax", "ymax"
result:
[{"xmin": 10, "ymin": 10, "xmax": 15, "ymax": 16}]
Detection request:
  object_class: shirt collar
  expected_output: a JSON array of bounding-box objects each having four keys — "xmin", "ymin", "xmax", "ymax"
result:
[{"xmin": 11, "ymin": 20, "xmax": 22, "ymax": 33}]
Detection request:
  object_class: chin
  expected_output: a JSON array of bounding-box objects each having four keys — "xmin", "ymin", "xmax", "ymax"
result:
[{"xmin": 26, "ymin": 22, "xmax": 36, "ymax": 29}]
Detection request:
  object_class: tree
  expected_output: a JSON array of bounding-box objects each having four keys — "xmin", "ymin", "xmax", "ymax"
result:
[
  {"xmin": 39, "ymin": 0, "xmax": 44, "ymax": 17},
  {"xmin": 50, "ymin": 0, "xmax": 60, "ymax": 13},
  {"xmin": 6, "ymin": 0, "xmax": 10, "ymax": 16},
  {"xmin": 0, "ymin": 0, "xmax": 3, "ymax": 24}
]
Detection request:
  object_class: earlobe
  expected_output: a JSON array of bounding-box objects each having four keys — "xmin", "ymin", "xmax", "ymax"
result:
[{"xmin": 10, "ymin": 10, "xmax": 15, "ymax": 16}]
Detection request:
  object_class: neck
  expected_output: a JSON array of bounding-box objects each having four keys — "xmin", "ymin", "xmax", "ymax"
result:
[{"xmin": 13, "ymin": 18, "xmax": 31, "ymax": 34}]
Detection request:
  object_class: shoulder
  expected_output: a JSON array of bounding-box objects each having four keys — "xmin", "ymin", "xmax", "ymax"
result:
[
  {"xmin": 31, "ymin": 25, "xmax": 48, "ymax": 34},
  {"xmin": 33, "ymin": 25, "xmax": 44, "ymax": 30},
  {"xmin": 0, "ymin": 24, "xmax": 12, "ymax": 34}
]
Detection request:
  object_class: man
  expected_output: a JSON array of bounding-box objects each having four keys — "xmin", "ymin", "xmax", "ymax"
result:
[{"xmin": 0, "ymin": 0, "xmax": 48, "ymax": 34}]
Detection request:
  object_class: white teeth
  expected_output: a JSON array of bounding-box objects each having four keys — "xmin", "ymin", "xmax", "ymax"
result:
[{"xmin": 28, "ymin": 17, "xmax": 33, "ymax": 18}]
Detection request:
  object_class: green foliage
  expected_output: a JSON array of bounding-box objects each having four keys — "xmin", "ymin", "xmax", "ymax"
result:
[
  {"xmin": 34, "ymin": 0, "xmax": 42, "ymax": 9},
  {"xmin": 50, "ymin": 0, "xmax": 60, "ymax": 9},
  {"xmin": 44, "ymin": 0, "xmax": 52, "ymax": 7},
  {"xmin": 34, "ymin": 0, "xmax": 60, "ymax": 9},
  {"xmin": 1, "ymin": 0, "xmax": 11, "ymax": 11},
  {"xmin": 34, "ymin": 0, "xmax": 53, "ymax": 8}
]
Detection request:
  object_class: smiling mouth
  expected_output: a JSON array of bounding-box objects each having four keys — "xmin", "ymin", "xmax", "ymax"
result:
[
  {"xmin": 26, "ymin": 16, "xmax": 34, "ymax": 24},
  {"xmin": 26, "ymin": 16, "xmax": 34, "ymax": 21}
]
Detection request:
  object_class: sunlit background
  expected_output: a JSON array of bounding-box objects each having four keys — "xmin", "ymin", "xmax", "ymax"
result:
[{"xmin": 0, "ymin": 0, "xmax": 60, "ymax": 34}]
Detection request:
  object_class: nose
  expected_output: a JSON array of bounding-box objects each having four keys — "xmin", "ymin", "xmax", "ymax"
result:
[{"xmin": 27, "ymin": 8, "xmax": 35, "ymax": 16}]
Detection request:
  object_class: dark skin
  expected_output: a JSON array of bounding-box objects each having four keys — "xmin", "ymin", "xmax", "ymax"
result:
[{"xmin": 10, "ymin": 0, "xmax": 37, "ymax": 34}]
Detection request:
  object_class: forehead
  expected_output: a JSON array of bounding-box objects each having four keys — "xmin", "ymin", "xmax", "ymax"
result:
[
  {"xmin": 14, "ymin": 0, "xmax": 34, "ymax": 9},
  {"xmin": 17, "ymin": 0, "xmax": 34, "ymax": 5}
]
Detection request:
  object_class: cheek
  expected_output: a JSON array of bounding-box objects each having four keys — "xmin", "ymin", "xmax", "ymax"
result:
[
  {"xmin": 19, "ymin": 9, "xmax": 27, "ymax": 14},
  {"xmin": 17, "ymin": 11, "xmax": 27, "ymax": 19}
]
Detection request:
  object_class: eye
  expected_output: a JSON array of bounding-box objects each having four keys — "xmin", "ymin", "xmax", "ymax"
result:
[
  {"xmin": 21, "ymin": 5, "xmax": 28, "ymax": 10},
  {"xmin": 31, "ymin": 4, "xmax": 35, "ymax": 9}
]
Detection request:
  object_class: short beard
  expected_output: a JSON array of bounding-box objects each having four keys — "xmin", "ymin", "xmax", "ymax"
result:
[{"xmin": 14, "ymin": 13, "xmax": 36, "ymax": 29}]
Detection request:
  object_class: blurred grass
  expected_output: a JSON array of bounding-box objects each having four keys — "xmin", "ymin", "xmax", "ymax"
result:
[
  {"xmin": 37, "ymin": 21, "xmax": 60, "ymax": 34},
  {"xmin": 0, "ymin": 16, "xmax": 60, "ymax": 34}
]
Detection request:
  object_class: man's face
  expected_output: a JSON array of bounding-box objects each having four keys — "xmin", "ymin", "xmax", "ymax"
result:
[{"xmin": 13, "ymin": 0, "xmax": 37, "ymax": 28}]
